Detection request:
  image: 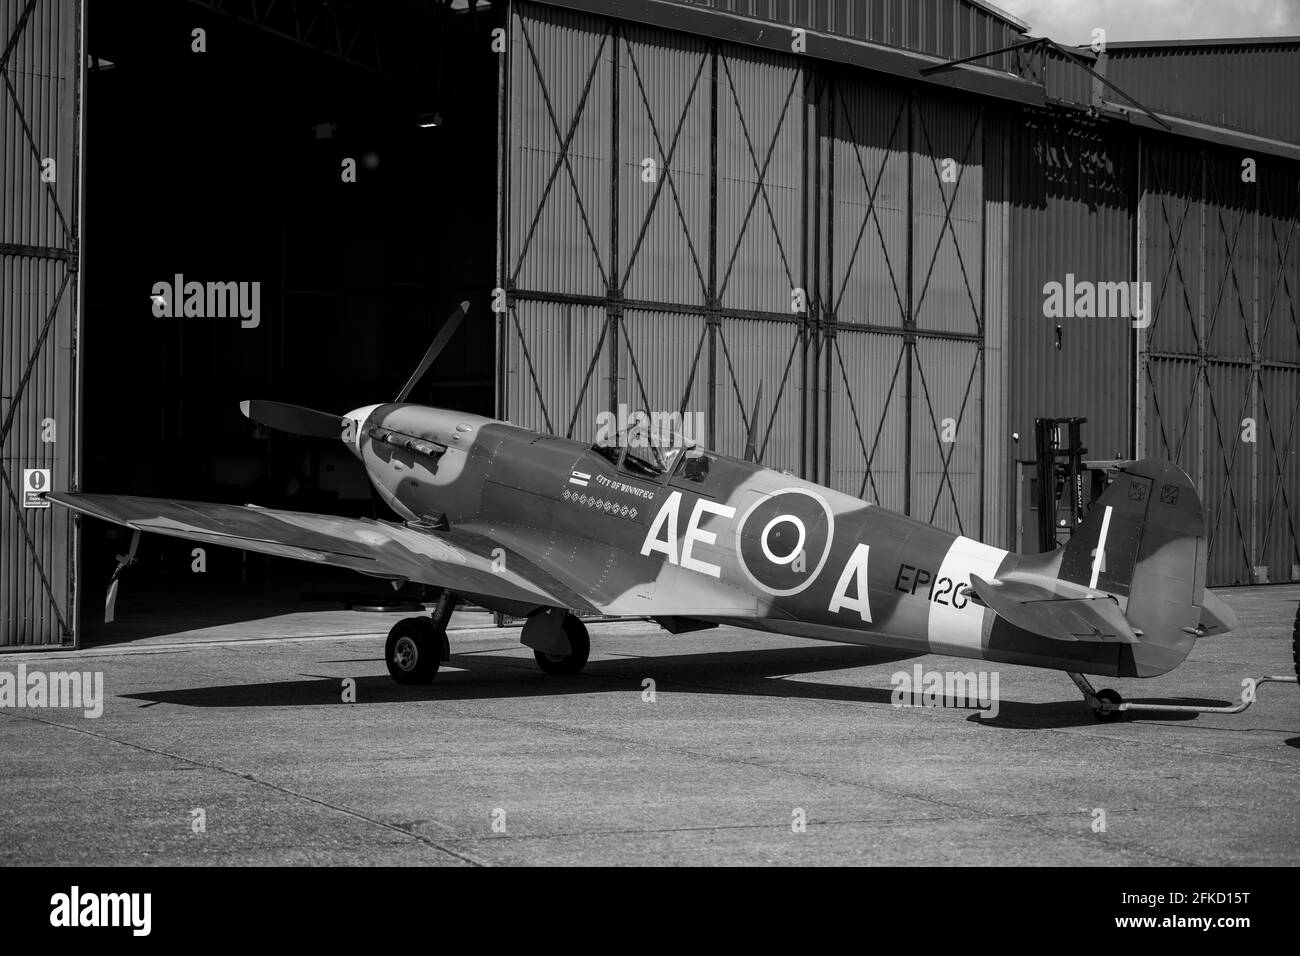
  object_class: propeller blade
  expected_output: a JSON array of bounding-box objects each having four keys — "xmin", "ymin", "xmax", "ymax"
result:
[
  {"xmin": 395, "ymin": 300, "xmax": 470, "ymax": 403},
  {"xmin": 743, "ymin": 382, "xmax": 764, "ymax": 463},
  {"xmin": 240, "ymin": 400, "xmax": 343, "ymax": 440}
]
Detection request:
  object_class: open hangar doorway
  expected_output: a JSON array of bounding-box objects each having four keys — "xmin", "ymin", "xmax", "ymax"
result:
[{"xmin": 79, "ymin": 0, "xmax": 503, "ymax": 643}]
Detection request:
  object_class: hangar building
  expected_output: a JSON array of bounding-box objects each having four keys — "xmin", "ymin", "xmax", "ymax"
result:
[{"xmin": 2, "ymin": 0, "xmax": 1298, "ymax": 647}]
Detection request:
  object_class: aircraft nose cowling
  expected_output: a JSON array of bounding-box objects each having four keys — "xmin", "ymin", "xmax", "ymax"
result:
[{"xmin": 343, "ymin": 404, "xmax": 382, "ymax": 459}]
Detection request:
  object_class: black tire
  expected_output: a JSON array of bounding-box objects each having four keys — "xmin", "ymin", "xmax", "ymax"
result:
[
  {"xmin": 385, "ymin": 616, "xmax": 441, "ymax": 685},
  {"xmin": 534, "ymin": 615, "xmax": 590, "ymax": 676},
  {"xmin": 1092, "ymin": 688, "xmax": 1125, "ymax": 722},
  {"xmin": 1292, "ymin": 602, "xmax": 1299, "ymax": 682}
]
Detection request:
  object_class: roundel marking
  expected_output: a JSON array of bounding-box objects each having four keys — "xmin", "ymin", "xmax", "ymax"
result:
[
  {"xmin": 760, "ymin": 515, "xmax": 806, "ymax": 565},
  {"xmin": 734, "ymin": 488, "xmax": 835, "ymax": 597}
]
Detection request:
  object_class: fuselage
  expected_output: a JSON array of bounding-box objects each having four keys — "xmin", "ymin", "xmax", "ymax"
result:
[{"xmin": 345, "ymin": 403, "xmax": 1172, "ymax": 678}]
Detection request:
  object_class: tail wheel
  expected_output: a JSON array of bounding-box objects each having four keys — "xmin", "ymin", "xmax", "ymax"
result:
[
  {"xmin": 534, "ymin": 615, "xmax": 590, "ymax": 676},
  {"xmin": 386, "ymin": 616, "xmax": 441, "ymax": 685},
  {"xmin": 1092, "ymin": 688, "xmax": 1125, "ymax": 722}
]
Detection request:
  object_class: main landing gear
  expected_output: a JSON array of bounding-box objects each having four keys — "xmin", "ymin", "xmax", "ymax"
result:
[
  {"xmin": 521, "ymin": 608, "xmax": 590, "ymax": 676},
  {"xmin": 385, "ymin": 590, "xmax": 455, "ymax": 685},
  {"xmin": 384, "ymin": 597, "xmax": 593, "ymax": 684}
]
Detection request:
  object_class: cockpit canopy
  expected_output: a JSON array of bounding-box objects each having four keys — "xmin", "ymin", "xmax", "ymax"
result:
[{"xmin": 590, "ymin": 414, "xmax": 705, "ymax": 480}]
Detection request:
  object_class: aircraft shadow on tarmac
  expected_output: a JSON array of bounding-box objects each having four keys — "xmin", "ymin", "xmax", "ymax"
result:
[
  {"xmin": 119, "ymin": 643, "xmax": 1258, "ymax": 730},
  {"xmin": 970, "ymin": 700, "xmax": 1204, "ymax": 729},
  {"xmin": 124, "ymin": 645, "xmax": 912, "ymax": 709},
  {"xmin": 79, "ymin": 566, "xmax": 434, "ymax": 646}
]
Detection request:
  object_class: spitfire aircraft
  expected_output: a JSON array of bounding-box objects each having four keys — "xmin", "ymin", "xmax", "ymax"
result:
[{"xmin": 50, "ymin": 303, "xmax": 1279, "ymax": 721}]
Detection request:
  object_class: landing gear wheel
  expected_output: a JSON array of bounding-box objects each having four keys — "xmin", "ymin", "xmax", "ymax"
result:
[
  {"xmin": 1292, "ymin": 602, "xmax": 1299, "ymax": 682},
  {"xmin": 1092, "ymin": 688, "xmax": 1125, "ymax": 722},
  {"xmin": 386, "ymin": 616, "xmax": 441, "ymax": 685},
  {"xmin": 534, "ymin": 615, "xmax": 590, "ymax": 676}
]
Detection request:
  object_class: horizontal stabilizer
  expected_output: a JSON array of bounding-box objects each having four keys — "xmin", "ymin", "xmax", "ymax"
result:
[
  {"xmin": 969, "ymin": 574, "xmax": 1139, "ymax": 644},
  {"xmin": 1196, "ymin": 589, "xmax": 1239, "ymax": 636}
]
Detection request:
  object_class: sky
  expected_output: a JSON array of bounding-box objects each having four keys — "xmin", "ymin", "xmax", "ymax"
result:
[{"xmin": 995, "ymin": 0, "xmax": 1300, "ymax": 44}]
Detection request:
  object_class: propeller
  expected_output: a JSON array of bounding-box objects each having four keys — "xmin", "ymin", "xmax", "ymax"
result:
[
  {"xmin": 395, "ymin": 300, "xmax": 469, "ymax": 403},
  {"xmin": 240, "ymin": 299, "xmax": 470, "ymax": 438},
  {"xmin": 105, "ymin": 529, "xmax": 141, "ymax": 623},
  {"xmin": 240, "ymin": 400, "xmax": 342, "ymax": 439}
]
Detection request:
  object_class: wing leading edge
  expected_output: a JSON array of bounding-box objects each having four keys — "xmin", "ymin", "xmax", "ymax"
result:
[{"xmin": 48, "ymin": 493, "xmax": 578, "ymax": 610}]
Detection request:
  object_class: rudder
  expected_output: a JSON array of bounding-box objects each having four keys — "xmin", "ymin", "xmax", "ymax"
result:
[{"xmin": 1058, "ymin": 460, "xmax": 1206, "ymax": 676}]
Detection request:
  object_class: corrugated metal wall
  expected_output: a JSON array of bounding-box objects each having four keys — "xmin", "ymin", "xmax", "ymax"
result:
[
  {"xmin": 503, "ymin": 2, "xmax": 811, "ymax": 471},
  {"xmin": 712, "ymin": 43, "xmax": 804, "ymax": 474},
  {"xmin": 1004, "ymin": 109, "xmax": 1134, "ymax": 462},
  {"xmin": 662, "ymin": 0, "xmax": 1027, "ymax": 71},
  {"xmin": 618, "ymin": 23, "xmax": 710, "ymax": 308},
  {"xmin": 507, "ymin": 4, "xmax": 611, "ymax": 303},
  {"xmin": 1, "ymin": 0, "xmax": 82, "ymax": 648},
  {"xmin": 910, "ymin": 93, "xmax": 985, "ymax": 535},
  {"xmin": 1042, "ymin": 44, "xmax": 1097, "ymax": 108},
  {"xmin": 1256, "ymin": 164, "xmax": 1300, "ymax": 583},
  {"xmin": 816, "ymin": 70, "xmax": 909, "ymax": 511},
  {"xmin": 815, "ymin": 72, "xmax": 994, "ymax": 538},
  {"xmin": 1107, "ymin": 41, "xmax": 1300, "ymax": 147},
  {"xmin": 1138, "ymin": 138, "xmax": 1300, "ymax": 585},
  {"xmin": 502, "ymin": 0, "xmax": 1006, "ymax": 542}
]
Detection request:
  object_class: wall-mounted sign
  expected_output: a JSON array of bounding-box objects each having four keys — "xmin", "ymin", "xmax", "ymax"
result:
[{"xmin": 22, "ymin": 468, "xmax": 51, "ymax": 508}]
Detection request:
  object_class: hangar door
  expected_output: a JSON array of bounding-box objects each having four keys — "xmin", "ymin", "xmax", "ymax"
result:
[
  {"xmin": 498, "ymin": 2, "xmax": 999, "ymax": 541},
  {"xmin": 815, "ymin": 71, "xmax": 997, "ymax": 539},
  {"xmin": 499, "ymin": 2, "xmax": 805, "ymax": 477},
  {"xmin": 1138, "ymin": 140, "xmax": 1300, "ymax": 586},
  {"xmin": 0, "ymin": 0, "xmax": 83, "ymax": 648}
]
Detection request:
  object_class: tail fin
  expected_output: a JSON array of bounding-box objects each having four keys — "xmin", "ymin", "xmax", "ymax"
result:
[{"xmin": 1057, "ymin": 459, "xmax": 1208, "ymax": 675}]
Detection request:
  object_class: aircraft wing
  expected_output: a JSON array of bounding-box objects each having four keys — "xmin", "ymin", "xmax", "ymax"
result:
[
  {"xmin": 47, "ymin": 493, "xmax": 585, "ymax": 610},
  {"xmin": 967, "ymin": 573, "xmax": 1140, "ymax": 644}
]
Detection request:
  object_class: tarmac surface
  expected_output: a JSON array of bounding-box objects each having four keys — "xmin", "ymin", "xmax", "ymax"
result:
[{"xmin": 2, "ymin": 586, "xmax": 1298, "ymax": 866}]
